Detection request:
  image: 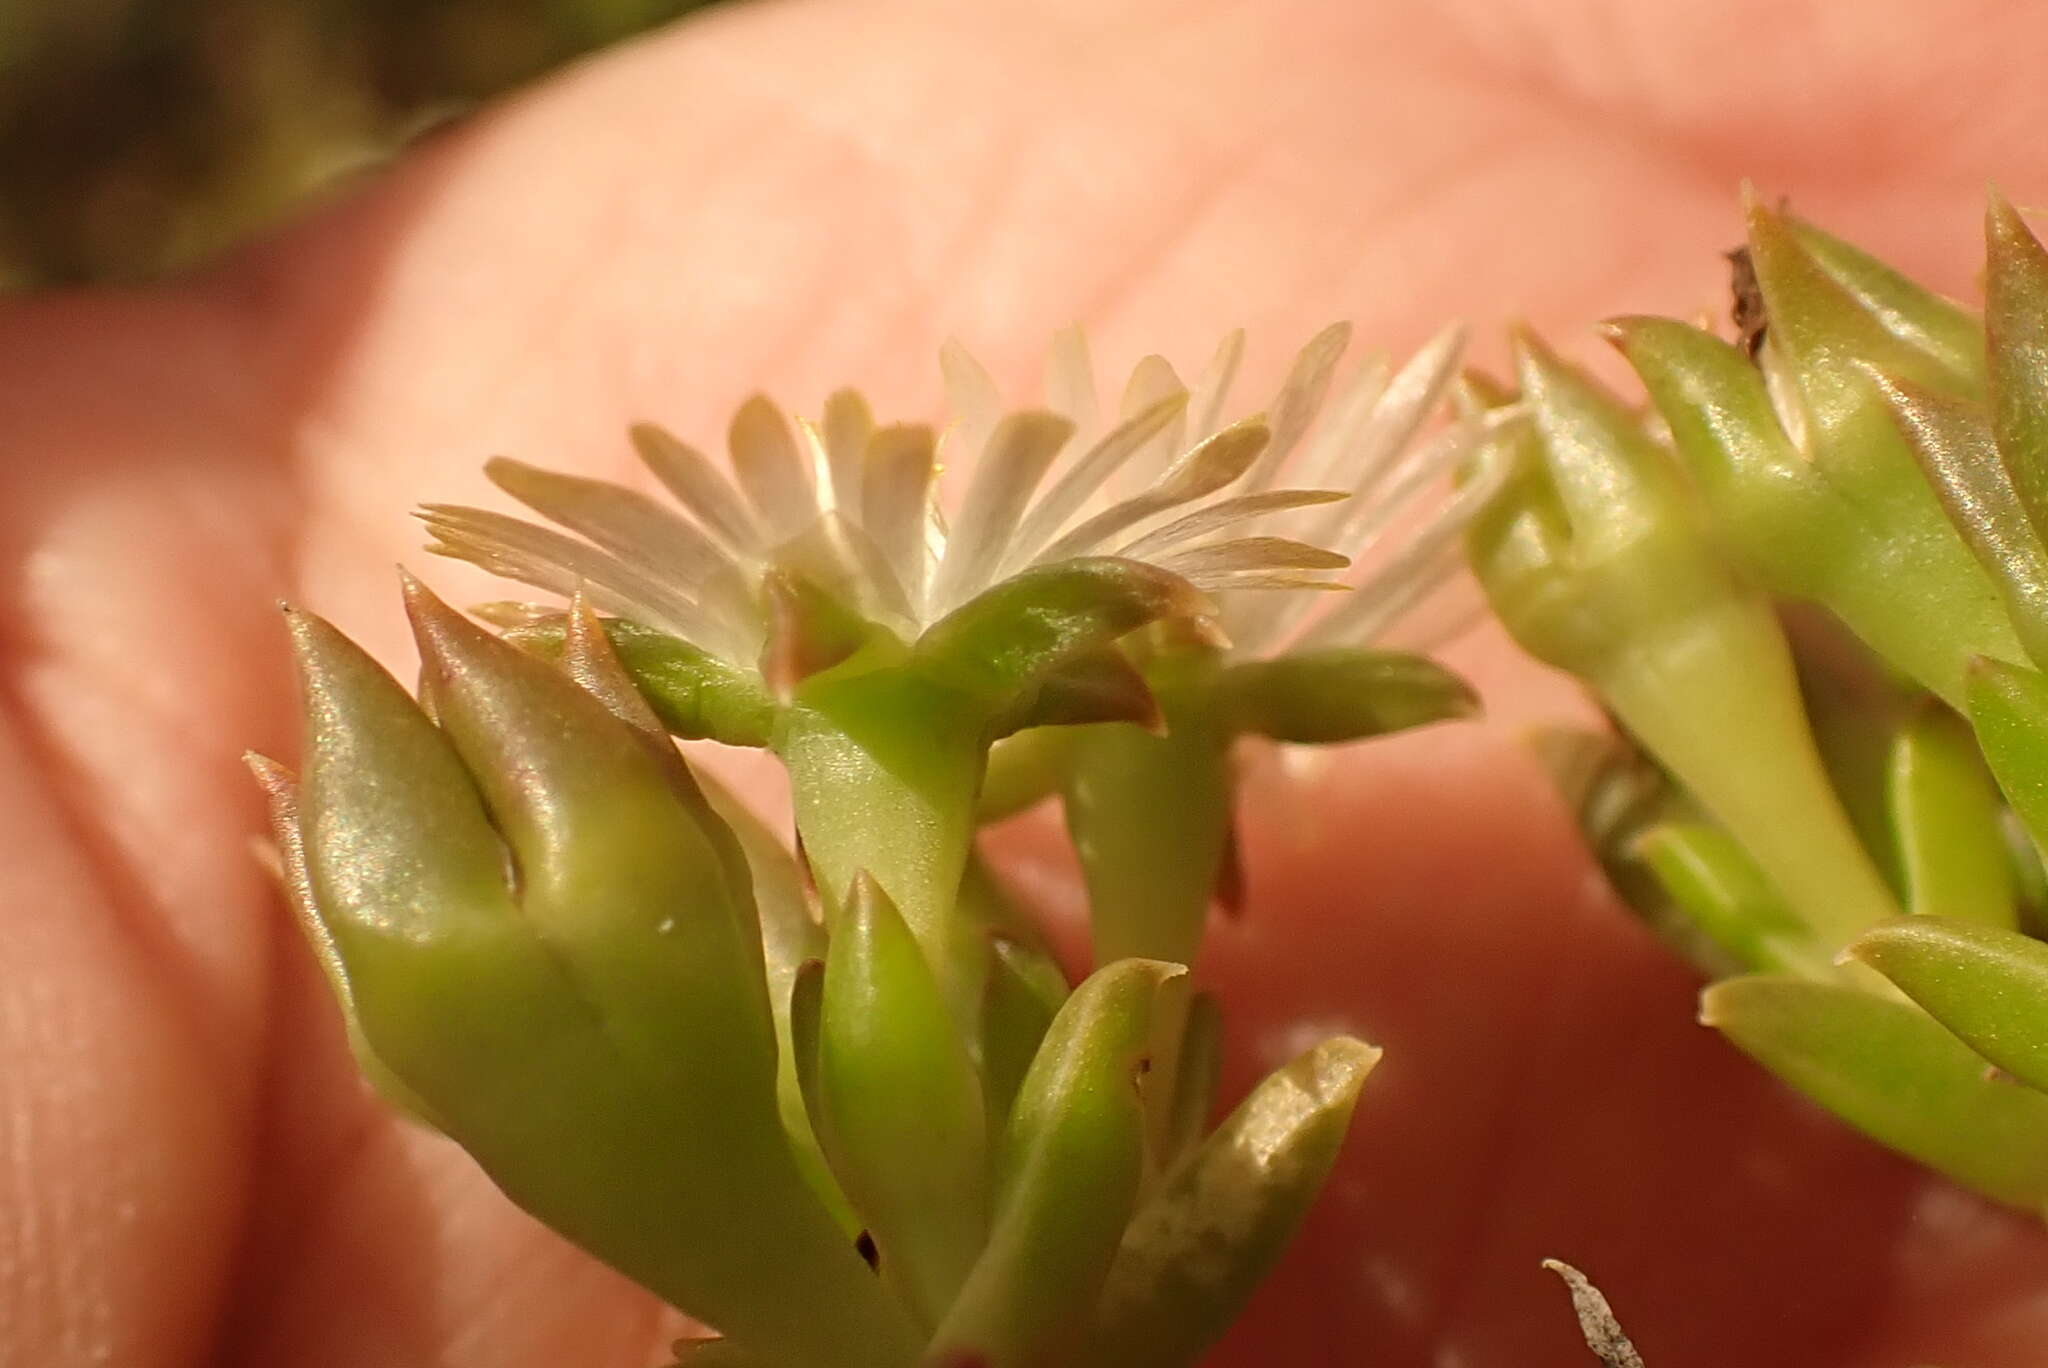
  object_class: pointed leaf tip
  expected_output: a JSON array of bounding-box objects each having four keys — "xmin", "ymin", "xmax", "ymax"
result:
[{"xmin": 1849, "ymin": 917, "xmax": 2048, "ymax": 1093}]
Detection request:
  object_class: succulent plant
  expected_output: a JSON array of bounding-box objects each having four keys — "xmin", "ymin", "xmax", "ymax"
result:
[
  {"xmin": 1469, "ymin": 189, "xmax": 2048, "ymax": 1220},
  {"xmin": 248, "ymin": 324, "xmax": 1494, "ymax": 1366}
]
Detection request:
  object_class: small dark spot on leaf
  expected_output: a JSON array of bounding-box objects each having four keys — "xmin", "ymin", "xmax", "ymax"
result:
[{"xmin": 855, "ymin": 1229, "xmax": 880, "ymax": 1270}]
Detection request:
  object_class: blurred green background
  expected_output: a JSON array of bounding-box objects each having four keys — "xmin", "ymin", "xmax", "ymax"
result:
[{"xmin": 0, "ymin": 0, "xmax": 720, "ymax": 290}]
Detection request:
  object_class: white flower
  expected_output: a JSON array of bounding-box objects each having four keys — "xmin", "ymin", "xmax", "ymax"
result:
[{"xmin": 419, "ymin": 324, "xmax": 1515, "ymax": 664}]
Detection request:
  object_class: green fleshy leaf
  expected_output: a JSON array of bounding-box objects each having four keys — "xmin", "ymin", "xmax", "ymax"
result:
[
  {"xmin": 914, "ymin": 557, "xmax": 1213, "ymax": 715},
  {"xmin": 1478, "ymin": 335, "xmax": 1899, "ymax": 947},
  {"xmin": 777, "ymin": 649, "xmax": 990, "ymax": 1017},
  {"xmin": 929, "ymin": 960, "xmax": 1181, "ymax": 1368},
  {"xmin": 695, "ymin": 771, "xmax": 856, "ymax": 1237},
  {"xmin": 1966, "ymin": 657, "xmax": 2048, "ymax": 853},
  {"xmin": 1605, "ymin": 314, "xmax": 1827, "ymax": 555},
  {"xmin": 557, "ymin": 603, "xmax": 766, "ymax": 972},
  {"xmin": 1631, "ymin": 823, "xmax": 1830, "ymax": 976},
  {"xmin": 1986, "ymin": 191, "xmax": 2048, "ymax": 542},
  {"xmin": 1884, "ymin": 703, "xmax": 2018, "ymax": 928},
  {"xmin": 501, "ymin": 614, "xmax": 777, "ymax": 746},
  {"xmin": 1513, "ymin": 328, "xmax": 1693, "ymax": 556},
  {"xmin": 817, "ymin": 874, "xmax": 989, "ymax": 1330},
  {"xmin": 1463, "ymin": 412, "xmax": 1579, "ymax": 666},
  {"xmin": 288, "ymin": 600, "xmax": 916, "ymax": 1368},
  {"xmin": 1850, "ymin": 917, "xmax": 2048, "ymax": 1094},
  {"xmin": 1214, "ymin": 648, "xmax": 1478, "ymax": 744},
  {"xmin": 1610, "ymin": 315, "xmax": 2013, "ymax": 704},
  {"xmin": 245, "ymin": 753, "xmax": 450, "ymax": 1131},
  {"xmin": 1703, "ymin": 974, "xmax": 2048, "ymax": 1210},
  {"xmin": 1079, "ymin": 1037, "xmax": 1378, "ymax": 1368},
  {"xmin": 405, "ymin": 577, "xmax": 771, "ymax": 1095},
  {"xmin": 1877, "ymin": 373, "xmax": 2048, "ymax": 669},
  {"xmin": 1787, "ymin": 213, "xmax": 1987, "ymax": 394},
  {"xmin": 1741, "ymin": 200, "xmax": 2029, "ymax": 692},
  {"xmin": 1745, "ymin": 194, "xmax": 1978, "ymax": 427}
]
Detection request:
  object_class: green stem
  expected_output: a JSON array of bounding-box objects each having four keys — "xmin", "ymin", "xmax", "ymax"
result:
[
  {"xmin": 775, "ymin": 650, "xmax": 994, "ymax": 1024},
  {"xmin": 1601, "ymin": 590, "xmax": 1899, "ymax": 948},
  {"xmin": 1062, "ymin": 658, "xmax": 1232, "ymax": 1163}
]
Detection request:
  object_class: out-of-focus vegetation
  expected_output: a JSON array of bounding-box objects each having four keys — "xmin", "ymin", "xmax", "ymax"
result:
[{"xmin": 0, "ymin": 0, "xmax": 719, "ymax": 289}]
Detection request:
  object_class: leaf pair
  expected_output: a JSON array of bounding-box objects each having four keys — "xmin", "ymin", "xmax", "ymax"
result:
[
  {"xmin": 747, "ymin": 892, "xmax": 1376, "ymax": 1368},
  {"xmin": 1467, "ymin": 330, "xmax": 1898, "ymax": 951},
  {"xmin": 256, "ymin": 582, "xmax": 919, "ymax": 1368}
]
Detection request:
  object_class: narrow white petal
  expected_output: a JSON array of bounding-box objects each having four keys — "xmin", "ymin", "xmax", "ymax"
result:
[
  {"xmin": 1288, "ymin": 353, "xmax": 1390, "ymax": 492},
  {"xmin": 862, "ymin": 423, "xmax": 940, "ymax": 618},
  {"xmin": 1313, "ymin": 323, "xmax": 1466, "ymax": 505},
  {"xmin": 821, "ymin": 388, "xmax": 873, "ymax": 516},
  {"xmin": 1310, "ymin": 405, "xmax": 1519, "ymax": 554},
  {"xmin": 1242, "ymin": 321, "xmax": 1351, "ymax": 493},
  {"xmin": 940, "ymin": 339, "xmax": 1004, "ymax": 468},
  {"xmin": 1041, "ymin": 416, "xmax": 1270, "ymax": 561},
  {"xmin": 729, "ymin": 395, "xmax": 820, "ymax": 542},
  {"xmin": 1154, "ymin": 536, "xmax": 1349, "ymax": 578},
  {"xmin": 931, "ymin": 410, "xmax": 1076, "ymax": 613},
  {"xmin": 1006, "ymin": 392, "xmax": 1189, "ymax": 567},
  {"xmin": 417, "ymin": 504, "xmax": 731, "ymax": 651},
  {"xmin": 1117, "ymin": 489, "xmax": 1348, "ymax": 560},
  {"xmin": 1185, "ymin": 328, "xmax": 1246, "ymax": 443},
  {"xmin": 1112, "ymin": 354, "xmax": 1189, "ymax": 495},
  {"xmin": 1291, "ymin": 447, "xmax": 1513, "ymax": 650},
  {"xmin": 1188, "ymin": 570, "xmax": 1353, "ymax": 593},
  {"xmin": 1294, "ymin": 540, "xmax": 1464, "ymax": 651},
  {"xmin": 776, "ymin": 512, "xmax": 915, "ymax": 627},
  {"xmin": 486, "ymin": 457, "xmax": 736, "ymax": 586},
  {"xmin": 631, "ymin": 422, "xmax": 761, "ymax": 554},
  {"xmin": 1045, "ymin": 325, "xmax": 1099, "ymax": 434}
]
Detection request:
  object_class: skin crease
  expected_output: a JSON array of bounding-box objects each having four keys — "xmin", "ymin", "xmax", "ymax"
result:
[{"xmin": 2, "ymin": 0, "xmax": 2048, "ymax": 1362}]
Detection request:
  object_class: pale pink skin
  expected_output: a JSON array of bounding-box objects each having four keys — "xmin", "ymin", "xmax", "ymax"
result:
[{"xmin": 3, "ymin": 1, "xmax": 2046, "ymax": 1363}]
